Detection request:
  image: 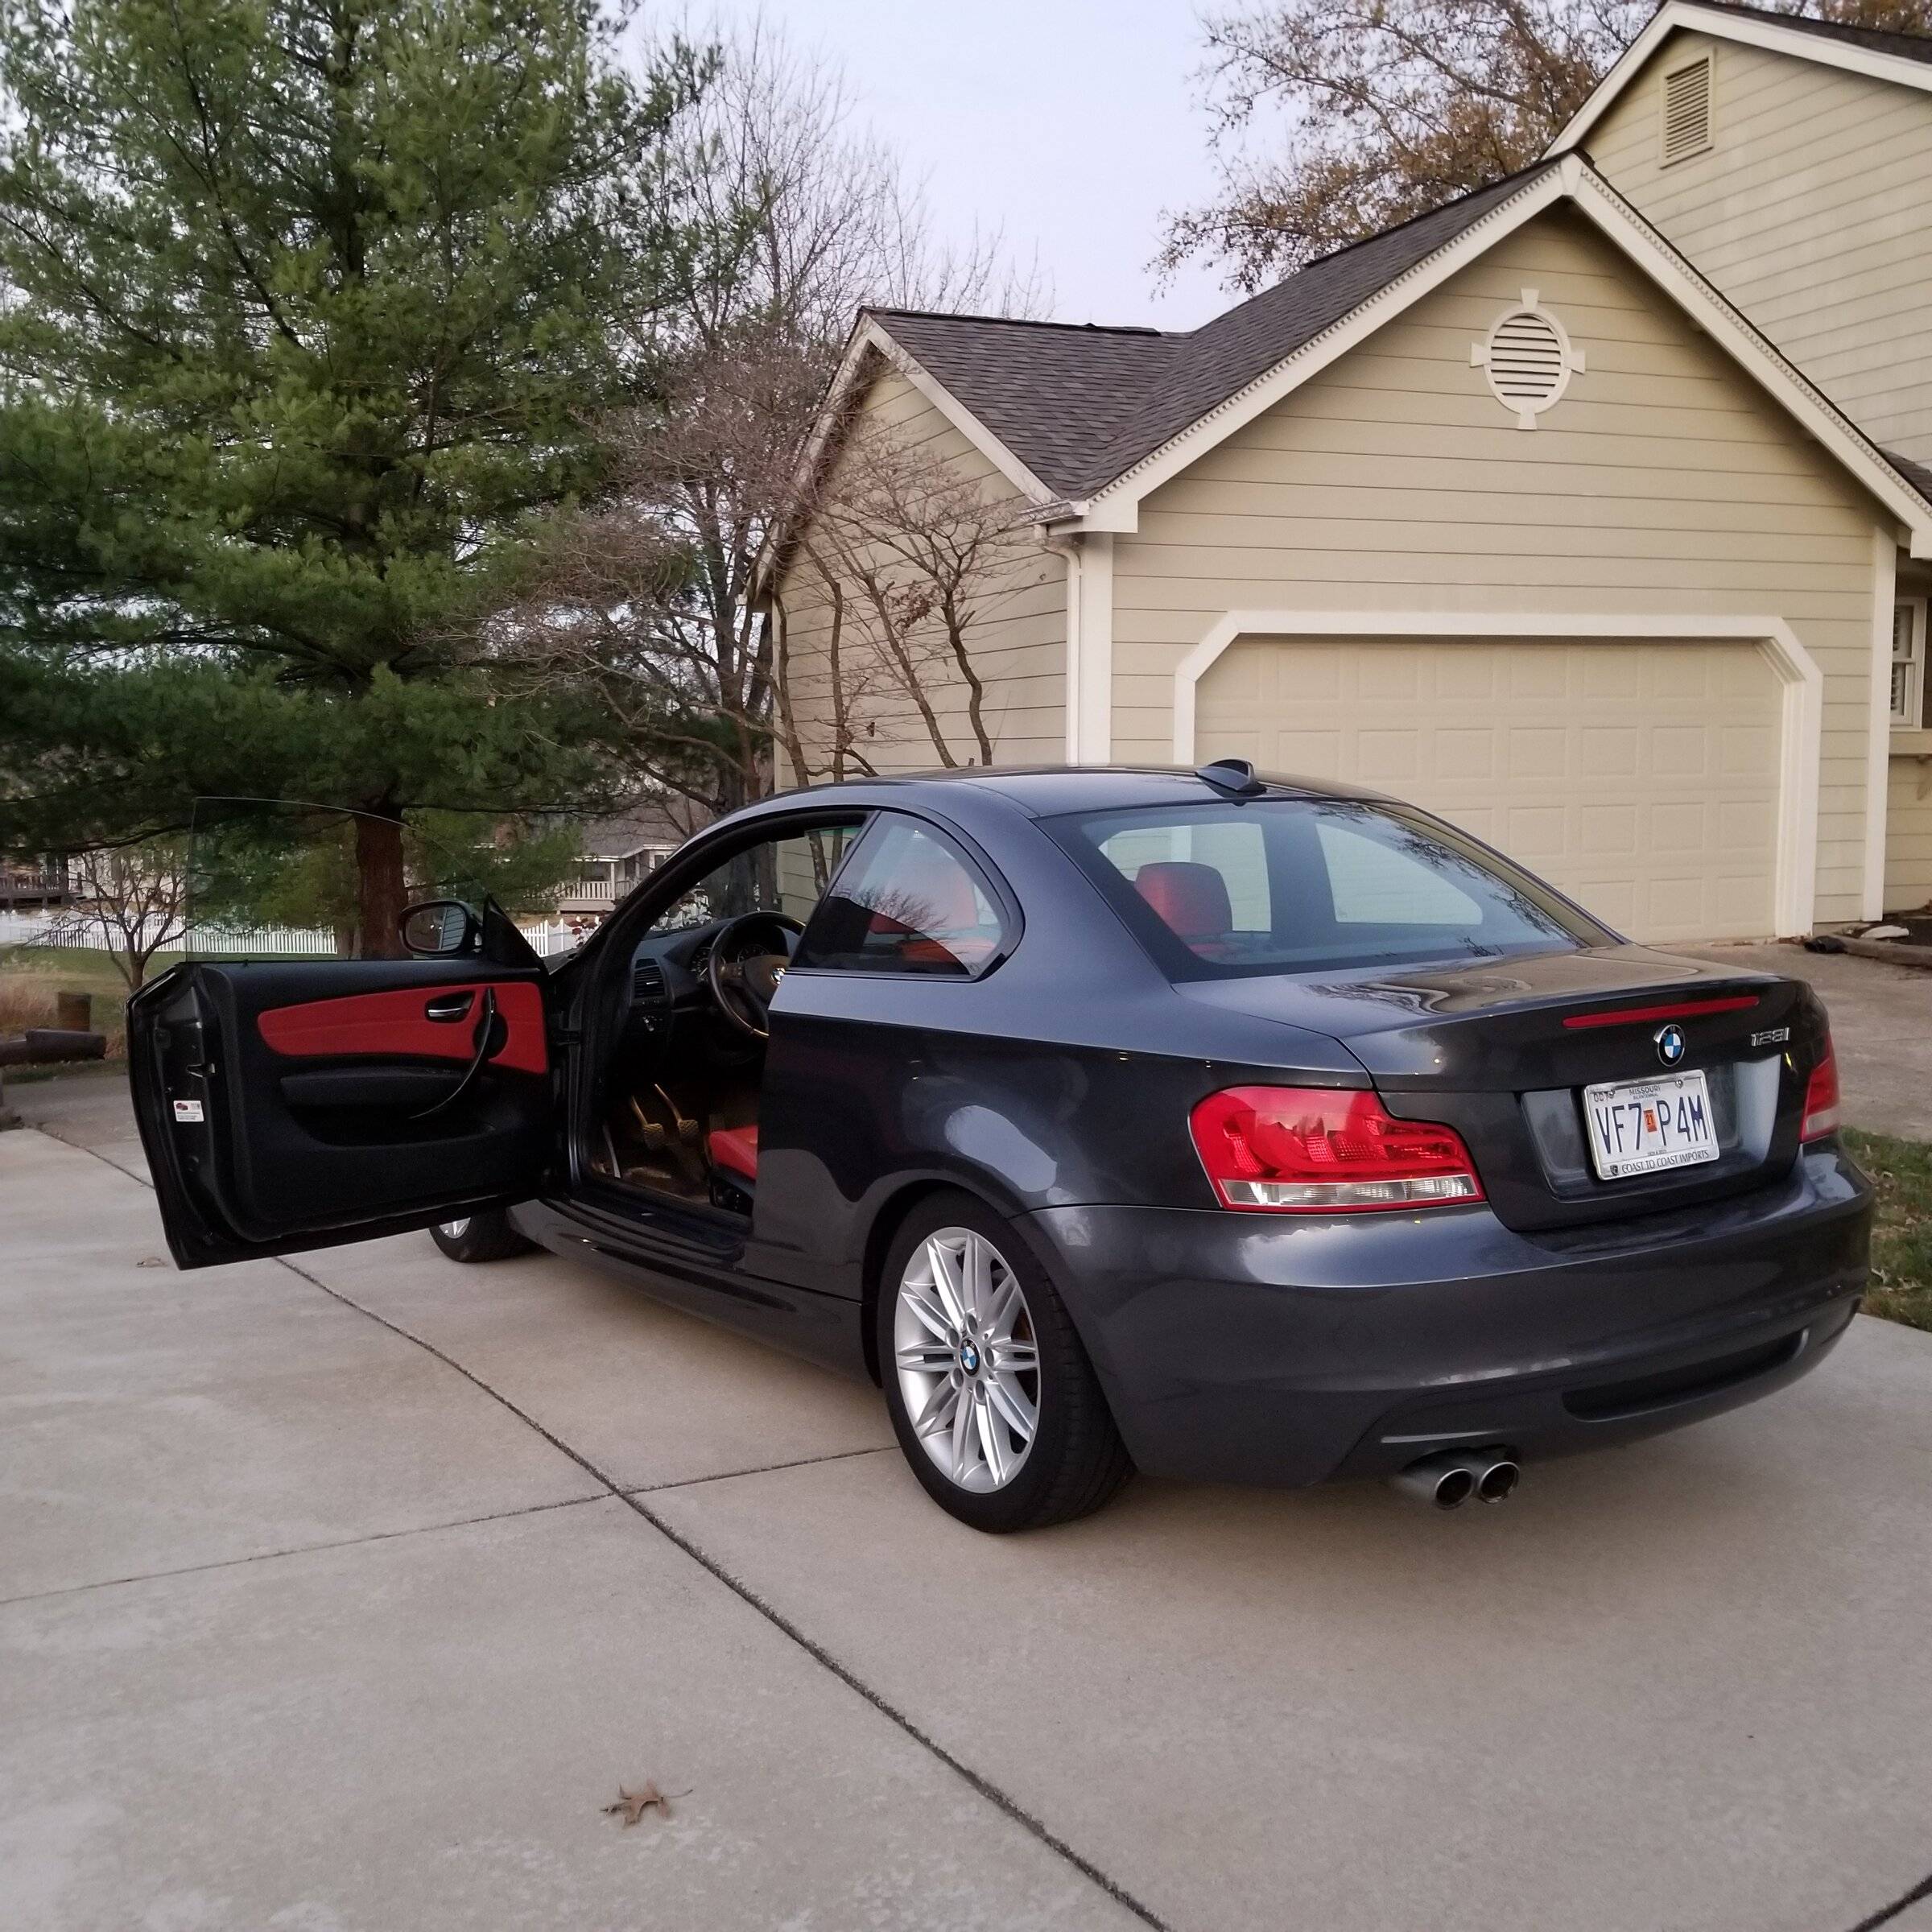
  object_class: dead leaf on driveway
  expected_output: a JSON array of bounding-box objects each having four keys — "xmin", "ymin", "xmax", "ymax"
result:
[{"xmin": 602, "ymin": 1781, "xmax": 688, "ymax": 1827}]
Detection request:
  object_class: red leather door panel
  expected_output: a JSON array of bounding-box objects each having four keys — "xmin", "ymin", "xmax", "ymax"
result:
[{"xmin": 257, "ymin": 980, "xmax": 548, "ymax": 1075}]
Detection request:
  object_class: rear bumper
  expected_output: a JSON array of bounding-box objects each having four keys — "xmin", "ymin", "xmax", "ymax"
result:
[{"xmin": 1020, "ymin": 1143, "xmax": 1872, "ymax": 1486}]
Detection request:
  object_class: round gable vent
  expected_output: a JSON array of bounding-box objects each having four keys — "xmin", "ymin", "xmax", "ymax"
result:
[{"xmin": 1472, "ymin": 289, "xmax": 1584, "ymax": 429}]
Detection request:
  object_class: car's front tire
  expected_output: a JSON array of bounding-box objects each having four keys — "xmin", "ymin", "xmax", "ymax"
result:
[
  {"xmin": 428, "ymin": 1210, "xmax": 531, "ymax": 1264},
  {"xmin": 877, "ymin": 1191, "xmax": 1133, "ymax": 1533}
]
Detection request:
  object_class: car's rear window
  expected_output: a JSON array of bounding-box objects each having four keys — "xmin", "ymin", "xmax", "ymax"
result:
[{"xmin": 1046, "ymin": 799, "xmax": 1609, "ymax": 978}]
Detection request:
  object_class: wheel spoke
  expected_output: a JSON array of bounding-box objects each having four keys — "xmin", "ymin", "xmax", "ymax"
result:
[
  {"xmin": 984, "ymin": 1275, "xmax": 1023, "ymax": 1341},
  {"xmin": 963, "ymin": 1236, "xmax": 994, "ymax": 1323},
  {"xmin": 895, "ymin": 1340, "xmax": 954, "ymax": 1373},
  {"xmin": 991, "ymin": 1339, "xmax": 1038, "ymax": 1375},
  {"xmin": 986, "ymin": 1374, "xmax": 1037, "ymax": 1443},
  {"xmin": 915, "ymin": 1378, "xmax": 961, "ymax": 1439},
  {"xmin": 902, "ymin": 1287, "xmax": 952, "ymax": 1345},
  {"xmin": 975, "ymin": 1393, "xmax": 1009, "ymax": 1486},
  {"xmin": 926, "ymin": 1237, "xmax": 968, "ymax": 1327},
  {"xmin": 950, "ymin": 1380, "xmax": 977, "ymax": 1481}
]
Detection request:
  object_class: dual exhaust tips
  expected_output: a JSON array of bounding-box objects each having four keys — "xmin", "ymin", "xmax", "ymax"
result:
[{"xmin": 1391, "ymin": 1447, "xmax": 1521, "ymax": 1509}]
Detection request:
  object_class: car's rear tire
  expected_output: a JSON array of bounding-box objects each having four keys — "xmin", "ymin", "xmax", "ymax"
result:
[
  {"xmin": 428, "ymin": 1210, "xmax": 531, "ymax": 1264},
  {"xmin": 877, "ymin": 1191, "xmax": 1133, "ymax": 1533}
]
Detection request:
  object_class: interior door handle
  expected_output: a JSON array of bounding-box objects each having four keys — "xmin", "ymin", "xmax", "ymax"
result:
[
  {"xmin": 424, "ymin": 992, "xmax": 475, "ymax": 1022},
  {"xmin": 408, "ymin": 987, "xmax": 499, "ymax": 1121}
]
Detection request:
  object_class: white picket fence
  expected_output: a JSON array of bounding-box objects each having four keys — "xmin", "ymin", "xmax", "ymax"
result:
[{"xmin": 0, "ymin": 909, "xmax": 584, "ymax": 959}]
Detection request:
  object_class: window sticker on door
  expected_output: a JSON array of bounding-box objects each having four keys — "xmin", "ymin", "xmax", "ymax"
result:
[{"xmin": 172, "ymin": 1099, "xmax": 204, "ymax": 1123}]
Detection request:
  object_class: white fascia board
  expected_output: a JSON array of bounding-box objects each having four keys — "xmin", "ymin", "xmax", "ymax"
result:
[
  {"xmin": 1076, "ymin": 168, "xmax": 1569, "ymax": 520},
  {"xmin": 1566, "ymin": 167, "xmax": 1932, "ymax": 556},
  {"xmin": 864, "ymin": 322, "xmax": 1058, "ymax": 505},
  {"xmin": 1074, "ymin": 155, "xmax": 1932, "ymax": 557},
  {"xmin": 750, "ymin": 316, "xmax": 1058, "ymax": 604},
  {"xmin": 1553, "ymin": 2, "xmax": 1932, "ymax": 155}
]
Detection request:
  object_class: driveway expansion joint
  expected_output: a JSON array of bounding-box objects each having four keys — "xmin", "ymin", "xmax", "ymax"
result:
[
  {"xmin": 1845, "ymin": 1866, "xmax": 1932, "ymax": 1932},
  {"xmin": 250, "ymin": 1232, "xmax": 1174, "ymax": 1932},
  {"xmin": 0, "ymin": 1493, "xmax": 605, "ymax": 1610}
]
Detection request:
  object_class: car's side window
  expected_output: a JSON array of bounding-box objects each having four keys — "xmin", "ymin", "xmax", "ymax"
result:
[{"xmin": 795, "ymin": 816, "xmax": 1009, "ymax": 976}]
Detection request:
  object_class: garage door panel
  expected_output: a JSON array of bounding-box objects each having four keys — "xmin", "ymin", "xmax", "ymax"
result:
[{"xmin": 1194, "ymin": 637, "xmax": 1783, "ymax": 943}]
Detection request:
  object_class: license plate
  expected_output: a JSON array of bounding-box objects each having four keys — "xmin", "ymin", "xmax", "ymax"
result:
[{"xmin": 1583, "ymin": 1070, "xmax": 1719, "ymax": 1180}]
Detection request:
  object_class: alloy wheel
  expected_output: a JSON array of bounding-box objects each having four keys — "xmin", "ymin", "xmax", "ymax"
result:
[
  {"xmin": 893, "ymin": 1227, "xmax": 1041, "ymax": 1492},
  {"xmin": 438, "ymin": 1218, "xmax": 471, "ymax": 1239}
]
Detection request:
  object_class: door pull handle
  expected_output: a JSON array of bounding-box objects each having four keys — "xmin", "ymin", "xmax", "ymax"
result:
[
  {"xmin": 425, "ymin": 992, "xmax": 475, "ymax": 1022},
  {"xmin": 408, "ymin": 988, "xmax": 500, "ymax": 1121}
]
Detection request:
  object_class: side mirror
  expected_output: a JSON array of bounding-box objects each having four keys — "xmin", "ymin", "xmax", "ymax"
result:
[{"xmin": 399, "ymin": 899, "xmax": 481, "ymax": 957}]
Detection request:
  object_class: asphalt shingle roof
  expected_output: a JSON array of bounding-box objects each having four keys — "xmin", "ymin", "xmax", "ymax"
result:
[
  {"xmin": 869, "ymin": 164, "xmax": 1555, "ymax": 502},
  {"xmin": 1677, "ymin": 0, "xmax": 1932, "ymax": 69},
  {"xmin": 1884, "ymin": 448, "xmax": 1932, "ymax": 506},
  {"xmin": 865, "ymin": 140, "xmax": 1932, "ymax": 523}
]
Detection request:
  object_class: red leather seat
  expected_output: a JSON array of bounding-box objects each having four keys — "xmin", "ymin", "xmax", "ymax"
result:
[
  {"xmin": 708, "ymin": 1123, "xmax": 759, "ymax": 1183},
  {"xmin": 1133, "ymin": 861, "xmax": 1233, "ymax": 949}
]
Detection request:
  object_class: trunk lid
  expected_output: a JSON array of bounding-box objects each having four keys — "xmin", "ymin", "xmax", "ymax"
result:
[{"xmin": 1179, "ymin": 945, "xmax": 1823, "ymax": 1232}]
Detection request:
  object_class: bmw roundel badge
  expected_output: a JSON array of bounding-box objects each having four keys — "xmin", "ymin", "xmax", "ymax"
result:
[{"xmin": 1654, "ymin": 1023, "xmax": 1686, "ymax": 1067}]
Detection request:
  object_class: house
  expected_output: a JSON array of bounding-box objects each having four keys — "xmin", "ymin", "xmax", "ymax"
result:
[
  {"xmin": 760, "ymin": 1, "xmax": 1932, "ymax": 945},
  {"xmin": 554, "ymin": 802, "xmax": 696, "ymax": 917},
  {"xmin": 1552, "ymin": 0, "xmax": 1932, "ymax": 913}
]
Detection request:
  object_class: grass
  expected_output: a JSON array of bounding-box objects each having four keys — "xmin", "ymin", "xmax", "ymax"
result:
[
  {"xmin": 1844, "ymin": 1129, "xmax": 1932, "ymax": 1334},
  {"xmin": 0, "ymin": 947, "xmax": 144, "ymax": 1058}
]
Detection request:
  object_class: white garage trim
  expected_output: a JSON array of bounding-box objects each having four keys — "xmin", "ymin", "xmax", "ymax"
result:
[
  {"xmin": 1172, "ymin": 611, "xmax": 1823, "ymax": 938},
  {"xmin": 1866, "ymin": 530, "xmax": 1899, "ymax": 922}
]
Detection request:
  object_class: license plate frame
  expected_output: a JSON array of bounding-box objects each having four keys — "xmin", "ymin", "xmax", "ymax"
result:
[{"xmin": 1582, "ymin": 1068, "xmax": 1720, "ymax": 1181}]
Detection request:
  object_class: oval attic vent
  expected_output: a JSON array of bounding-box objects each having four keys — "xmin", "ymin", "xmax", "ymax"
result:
[{"xmin": 1472, "ymin": 290, "xmax": 1583, "ymax": 429}]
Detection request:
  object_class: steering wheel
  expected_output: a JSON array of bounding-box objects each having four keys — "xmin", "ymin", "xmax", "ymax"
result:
[{"xmin": 706, "ymin": 912, "xmax": 803, "ymax": 1041}]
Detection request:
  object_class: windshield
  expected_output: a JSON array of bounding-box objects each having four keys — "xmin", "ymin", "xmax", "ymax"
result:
[{"xmin": 1046, "ymin": 799, "xmax": 1610, "ymax": 979}]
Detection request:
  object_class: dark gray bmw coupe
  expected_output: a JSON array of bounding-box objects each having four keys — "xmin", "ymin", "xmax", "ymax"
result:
[{"xmin": 130, "ymin": 762, "xmax": 1872, "ymax": 1531}]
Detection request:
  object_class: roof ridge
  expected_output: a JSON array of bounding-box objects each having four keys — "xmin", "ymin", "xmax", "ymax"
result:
[
  {"xmin": 1180, "ymin": 155, "xmax": 1567, "ymax": 337},
  {"xmin": 1674, "ymin": 0, "xmax": 1932, "ymax": 48},
  {"xmin": 865, "ymin": 305, "xmax": 1169, "ymax": 338}
]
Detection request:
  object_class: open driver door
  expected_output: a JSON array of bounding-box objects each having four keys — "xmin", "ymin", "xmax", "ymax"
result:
[{"xmin": 129, "ymin": 895, "xmax": 559, "ymax": 1269}]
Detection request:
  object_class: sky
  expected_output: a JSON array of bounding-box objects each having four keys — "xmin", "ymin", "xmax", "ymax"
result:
[{"xmin": 671, "ymin": 1, "xmax": 1236, "ymax": 332}]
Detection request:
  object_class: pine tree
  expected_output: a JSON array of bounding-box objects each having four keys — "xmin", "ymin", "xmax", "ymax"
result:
[{"xmin": 0, "ymin": 0, "xmax": 705, "ymax": 951}]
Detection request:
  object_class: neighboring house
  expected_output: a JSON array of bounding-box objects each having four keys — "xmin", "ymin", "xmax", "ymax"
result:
[
  {"xmin": 0, "ymin": 857, "xmax": 71, "ymax": 910},
  {"xmin": 555, "ymin": 803, "xmax": 698, "ymax": 917},
  {"xmin": 760, "ymin": 6, "xmax": 1932, "ymax": 944}
]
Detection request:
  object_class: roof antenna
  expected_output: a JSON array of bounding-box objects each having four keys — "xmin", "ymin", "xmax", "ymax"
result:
[{"xmin": 1195, "ymin": 757, "xmax": 1265, "ymax": 798}]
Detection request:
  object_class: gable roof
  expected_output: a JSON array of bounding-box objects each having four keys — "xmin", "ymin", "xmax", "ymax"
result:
[
  {"xmin": 1555, "ymin": 0, "xmax": 1932, "ymax": 152},
  {"xmin": 869, "ymin": 167, "xmax": 1549, "ymax": 505},
  {"xmin": 758, "ymin": 152, "xmax": 1932, "ymax": 598}
]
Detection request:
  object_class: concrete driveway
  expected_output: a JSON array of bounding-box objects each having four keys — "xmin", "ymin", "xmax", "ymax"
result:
[
  {"xmin": 6, "ymin": 1051, "xmax": 1932, "ymax": 1932},
  {"xmin": 1683, "ymin": 941, "xmax": 1932, "ymax": 1142}
]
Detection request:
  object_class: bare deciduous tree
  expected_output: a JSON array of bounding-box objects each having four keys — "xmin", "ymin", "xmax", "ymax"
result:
[
  {"xmin": 1161, "ymin": 0, "xmax": 1932, "ymax": 291},
  {"xmin": 494, "ymin": 20, "xmax": 1047, "ymax": 820},
  {"xmin": 786, "ymin": 423, "xmax": 1041, "ymax": 777},
  {"xmin": 51, "ymin": 840, "xmax": 190, "ymax": 989}
]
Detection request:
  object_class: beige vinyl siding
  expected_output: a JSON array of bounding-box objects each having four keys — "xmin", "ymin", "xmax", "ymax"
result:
[
  {"xmin": 1587, "ymin": 31, "xmax": 1932, "ymax": 461},
  {"xmin": 1109, "ymin": 208, "xmax": 1885, "ymax": 927},
  {"xmin": 774, "ymin": 367, "xmax": 1064, "ymax": 783},
  {"xmin": 1889, "ymin": 748, "xmax": 1932, "ymax": 908}
]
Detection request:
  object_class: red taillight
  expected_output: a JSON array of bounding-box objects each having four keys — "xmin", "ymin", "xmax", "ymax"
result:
[
  {"xmin": 1188, "ymin": 1086, "xmax": 1484, "ymax": 1214},
  {"xmin": 1801, "ymin": 1038, "xmax": 1840, "ymax": 1141}
]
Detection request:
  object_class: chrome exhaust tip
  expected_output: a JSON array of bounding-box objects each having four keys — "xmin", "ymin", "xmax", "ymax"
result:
[
  {"xmin": 1390, "ymin": 1446, "xmax": 1521, "ymax": 1509},
  {"xmin": 1471, "ymin": 1451, "xmax": 1520, "ymax": 1505},
  {"xmin": 1391, "ymin": 1455, "xmax": 1476, "ymax": 1510}
]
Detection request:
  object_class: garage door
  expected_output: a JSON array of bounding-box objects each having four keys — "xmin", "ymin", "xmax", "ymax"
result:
[{"xmin": 1192, "ymin": 637, "xmax": 1784, "ymax": 943}]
